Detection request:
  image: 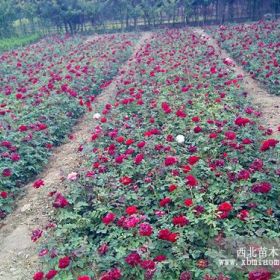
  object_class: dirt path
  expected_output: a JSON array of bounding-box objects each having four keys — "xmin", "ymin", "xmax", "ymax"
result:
[
  {"xmin": 0, "ymin": 32, "xmax": 152, "ymax": 280},
  {"xmin": 194, "ymin": 28, "xmax": 279, "ymax": 136}
]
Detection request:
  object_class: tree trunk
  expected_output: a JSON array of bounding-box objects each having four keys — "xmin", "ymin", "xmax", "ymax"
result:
[
  {"xmin": 68, "ymin": 22, "xmax": 73, "ymax": 34},
  {"xmin": 64, "ymin": 22, "xmax": 68, "ymax": 33},
  {"xmin": 203, "ymin": 5, "xmax": 207, "ymax": 24},
  {"xmin": 228, "ymin": 0, "xmax": 234, "ymax": 21},
  {"xmin": 126, "ymin": 10, "xmax": 129, "ymax": 29},
  {"xmin": 252, "ymin": 0, "xmax": 258, "ymax": 20},
  {"xmin": 215, "ymin": 0, "xmax": 219, "ymax": 21}
]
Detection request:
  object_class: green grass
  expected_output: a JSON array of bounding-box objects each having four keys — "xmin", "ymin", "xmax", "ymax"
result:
[{"xmin": 0, "ymin": 34, "xmax": 41, "ymax": 53}]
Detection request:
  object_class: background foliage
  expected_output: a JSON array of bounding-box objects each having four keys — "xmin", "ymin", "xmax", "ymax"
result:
[{"xmin": 0, "ymin": 0, "xmax": 279, "ymax": 39}]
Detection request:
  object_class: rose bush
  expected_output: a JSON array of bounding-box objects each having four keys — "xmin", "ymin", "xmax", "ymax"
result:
[
  {"xmin": 209, "ymin": 20, "xmax": 280, "ymax": 95},
  {"xmin": 36, "ymin": 28, "xmax": 279, "ymax": 279},
  {"xmin": 0, "ymin": 33, "xmax": 139, "ymax": 216}
]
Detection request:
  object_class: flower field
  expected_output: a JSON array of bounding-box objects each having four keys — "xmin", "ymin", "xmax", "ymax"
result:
[
  {"xmin": 34, "ymin": 28, "xmax": 280, "ymax": 280},
  {"xmin": 209, "ymin": 20, "xmax": 280, "ymax": 96},
  {"xmin": 0, "ymin": 33, "xmax": 139, "ymax": 217}
]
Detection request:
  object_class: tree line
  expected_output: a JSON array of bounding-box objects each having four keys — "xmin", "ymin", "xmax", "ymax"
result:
[{"xmin": 0, "ymin": 0, "xmax": 279, "ymax": 37}]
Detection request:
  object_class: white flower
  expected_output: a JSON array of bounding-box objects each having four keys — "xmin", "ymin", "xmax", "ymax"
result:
[
  {"xmin": 93, "ymin": 113, "xmax": 101, "ymax": 119},
  {"xmin": 67, "ymin": 172, "xmax": 78, "ymax": 181},
  {"xmin": 176, "ymin": 135, "xmax": 185, "ymax": 143},
  {"xmin": 224, "ymin": 57, "xmax": 234, "ymax": 66}
]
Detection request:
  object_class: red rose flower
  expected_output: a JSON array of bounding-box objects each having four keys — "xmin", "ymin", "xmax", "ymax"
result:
[
  {"xmin": 134, "ymin": 153, "xmax": 144, "ymax": 164},
  {"xmin": 194, "ymin": 126, "xmax": 202, "ymax": 133},
  {"xmin": 248, "ymin": 269, "xmax": 271, "ymax": 280},
  {"xmin": 98, "ymin": 243, "xmax": 109, "ymax": 255},
  {"xmin": 164, "ymin": 156, "xmax": 177, "ymax": 166},
  {"xmin": 139, "ymin": 223, "xmax": 153, "ymax": 236},
  {"xmin": 10, "ymin": 153, "xmax": 20, "ymax": 161},
  {"xmin": 33, "ymin": 179, "xmax": 45, "ymax": 189},
  {"xmin": 176, "ymin": 110, "xmax": 187, "ymax": 118},
  {"xmin": 126, "ymin": 206, "xmax": 137, "ymax": 215},
  {"xmin": 53, "ymin": 193, "xmax": 69, "ymax": 208},
  {"xmin": 31, "ymin": 228, "xmax": 43, "ymax": 242},
  {"xmin": 218, "ymin": 211, "xmax": 230, "ymax": 219},
  {"xmin": 235, "ymin": 117, "xmax": 250, "ymax": 126},
  {"xmin": 250, "ymin": 158, "xmax": 263, "ymax": 171},
  {"xmin": 192, "ymin": 116, "xmax": 200, "ymax": 122},
  {"xmin": 158, "ymin": 229, "xmax": 171, "ymax": 240},
  {"xmin": 45, "ymin": 270, "xmax": 58, "ymax": 279},
  {"xmin": 180, "ymin": 271, "xmax": 193, "ymax": 280},
  {"xmin": 116, "ymin": 136, "xmax": 125, "ymax": 143},
  {"xmin": 184, "ymin": 198, "xmax": 193, "ymax": 207},
  {"xmin": 37, "ymin": 123, "xmax": 47, "ymax": 130},
  {"xmin": 167, "ymin": 232, "xmax": 179, "ymax": 242},
  {"xmin": 168, "ymin": 184, "xmax": 177, "ymax": 192},
  {"xmin": 102, "ymin": 212, "xmax": 116, "ymax": 225},
  {"xmin": 173, "ymin": 215, "xmax": 189, "ymax": 227},
  {"xmin": 181, "ymin": 165, "xmax": 191, "ymax": 173},
  {"xmin": 125, "ymin": 252, "xmax": 141, "ymax": 266},
  {"xmin": 18, "ymin": 124, "xmax": 28, "ymax": 132},
  {"xmin": 1, "ymin": 141, "xmax": 11, "ymax": 148},
  {"xmin": 161, "ymin": 102, "xmax": 172, "ymax": 113},
  {"xmin": 33, "ymin": 271, "xmax": 44, "ymax": 280},
  {"xmin": 125, "ymin": 139, "xmax": 134, "ymax": 145},
  {"xmin": 252, "ymin": 182, "xmax": 272, "ymax": 193},
  {"xmin": 243, "ymin": 138, "xmax": 253, "ymax": 144},
  {"xmin": 159, "ymin": 197, "xmax": 172, "ymax": 207},
  {"xmin": 140, "ymin": 260, "xmax": 156, "ymax": 270},
  {"xmin": 158, "ymin": 229, "xmax": 179, "ymax": 242},
  {"xmin": 188, "ymin": 156, "xmax": 200, "ymax": 165},
  {"xmin": 210, "ymin": 66, "xmax": 217, "ymax": 74},
  {"xmin": 194, "ymin": 205, "xmax": 205, "ymax": 215},
  {"xmin": 186, "ymin": 175, "xmax": 198, "ymax": 187},
  {"xmin": 100, "ymin": 268, "xmax": 121, "ymax": 280},
  {"xmin": 77, "ymin": 276, "xmax": 91, "ymax": 280},
  {"xmin": 260, "ymin": 139, "xmax": 279, "ymax": 151},
  {"xmin": 58, "ymin": 256, "xmax": 70, "ymax": 269},
  {"xmin": 0, "ymin": 191, "xmax": 8, "ymax": 199},
  {"xmin": 218, "ymin": 202, "xmax": 233, "ymax": 212},
  {"xmin": 137, "ymin": 141, "xmax": 146, "ymax": 148},
  {"xmin": 2, "ymin": 168, "xmax": 12, "ymax": 177},
  {"xmin": 237, "ymin": 210, "xmax": 249, "ymax": 221},
  {"xmin": 153, "ymin": 255, "xmax": 166, "ymax": 262},
  {"xmin": 166, "ymin": 135, "xmax": 174, "ymax": 142},
  {"xmin": 237, "ymin": 169, "xmax": 250, "ymax": 181},
  {"xmin": 115, "ymin": 155, "xmax": 125, "ymax": 164},
  {"xmin": 224, "ymin": 131, "xmax": 236, "ymax": 140},
  {"xmin": 120, "ymin": 176, "xmax": 132, "ymax": 185},
  {"xmin": 209, "ymin": 133, "xmax": 218, "ymax": 139},
  {"xmin": 125, "ymin": 148, "xmax": 134, "ymax": 155}
]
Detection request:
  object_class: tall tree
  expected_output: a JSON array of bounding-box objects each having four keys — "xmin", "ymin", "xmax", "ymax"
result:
[{"xmin": 0, "ymin": 0, "xmax": 16, "ymax": 37}]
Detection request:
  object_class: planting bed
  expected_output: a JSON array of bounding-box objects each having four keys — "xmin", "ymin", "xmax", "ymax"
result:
[
  {"xmin": 0, "ymin": 33, "xmax": 139, "ymax": 216},
  {"xmin": 209, "ymin": 20, "xmax": 280, "ymax": 96},
  {"xmin": 34, "ymin": 29, "xmax": 279, "ymax": 280}
]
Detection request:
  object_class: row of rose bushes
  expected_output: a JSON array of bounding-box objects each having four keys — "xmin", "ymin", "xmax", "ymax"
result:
[
  {"xmin": 0, "ymin": 33, "xmax": 139, "ymax": 216},
  {"xmin": 35, "ymin": 28, "xmax": 279, "ymax": 280},
  {"xmin": 208, "ymin": 20, "xmax": 280, "ymax": 95}
]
